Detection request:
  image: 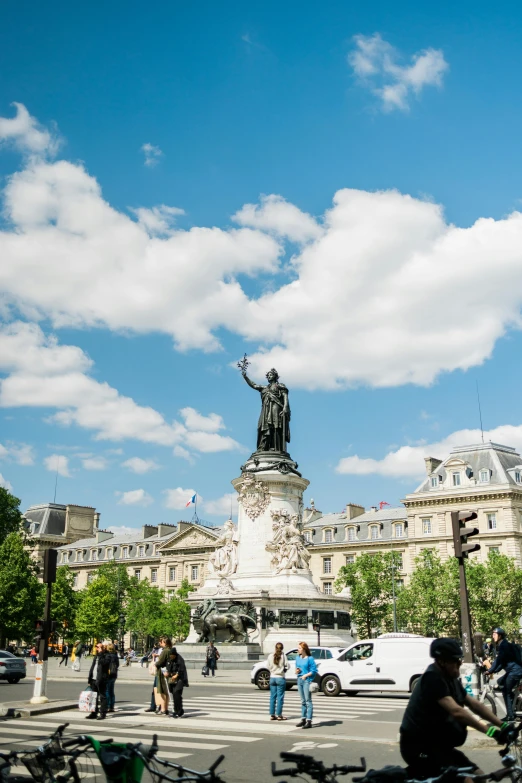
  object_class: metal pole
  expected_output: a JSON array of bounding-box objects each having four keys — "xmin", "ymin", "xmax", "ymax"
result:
[
  {"xmin": 31, "ymin": 581, "xmax": 52, "ymax": 704},
  {"xmin": 458, "ymin": 557, "xmax": 474, "ymax": 663},
  {"xmin": 391, "ymin": 553, "xmax": 397, "ymax": 633}
]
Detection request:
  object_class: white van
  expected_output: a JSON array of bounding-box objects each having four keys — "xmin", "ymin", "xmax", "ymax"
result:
[{"xmin": 317, "ymin": 633, "xmax": 435, "ymax": 697}]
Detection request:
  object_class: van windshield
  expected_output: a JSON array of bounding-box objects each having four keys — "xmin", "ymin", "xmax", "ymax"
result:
[{"xmin": 342, "ymin": 643, "xmax": 373, "ymax": 661}]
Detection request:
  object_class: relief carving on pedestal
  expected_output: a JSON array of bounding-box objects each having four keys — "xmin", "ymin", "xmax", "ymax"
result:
[
  {"xmin": 237, "ymin": 473, "xmax": 270, "ymax": 520},
  {"xmin": 265, "ymin": 509, "xmax": 311, "ymax": 574},
  {"xmin": 208, "ymin": 520, "xmax": 239, "ymax": 577}
]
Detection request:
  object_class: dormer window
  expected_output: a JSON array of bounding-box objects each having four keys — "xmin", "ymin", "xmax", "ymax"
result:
[
  {"xmin": 106, "ymin": 548, "xmax": 114, "ymax": 560},
  {"xmin": 479, "ymin": 469, "xmax": 490, "ymax": 483},
  {"xmin": 347, "ymin": 526, "xmax": 357, "ymax": 542},
  {"xmin": 324, "ymin": 529, "xmax": 333, "ymax": 543},
  {"xmin": 516, "ymin": 472, "xmax": 521, "ymax": 484},
  {"xmin": 430, "ymin": 476, "xmax": 439, "ymax": 488},
  {"xmin": 370, "ymin": 525, "xmax": 379, "ymax": 540},
  {"xmin": 394, "ymin": 523, "xmax": 404, "ymax": 539},
  {"xmin": 138, "ymin": 545, "xmax": 145, "ymax": 558},
  {"xmin": 76, "ymin": 551, "xmax": 83, "ymax": 562},
  {"xmin": 62, "ymin": 552, "xmax": 69, "ymax": 564},
  {"xmin": 452, "ymin": 472, "xmax": 461, "ymax": 486},
  {"xmin": 122, "ymin": 546, "xmax": 129, "ymax": 559},
  {"xmin": 303, "ymin": 530, "xmax": 312, "ymax": 543},
  {"xmin": 91, "ymin": 549, "xmax": 98, "ymax": 561}
]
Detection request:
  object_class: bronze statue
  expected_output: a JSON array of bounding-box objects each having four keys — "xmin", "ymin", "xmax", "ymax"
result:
[
  {"xmin": 193, "ymin": 598, "xmax": 256, "ymax": 644},
  {"xmin": 238, "ymin": 356, "xmax": 290, "ymax": 453}
]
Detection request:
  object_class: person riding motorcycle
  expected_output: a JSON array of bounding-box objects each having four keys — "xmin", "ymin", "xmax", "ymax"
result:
[
  {"xmin": 400, "ymin": 638, "xmax": 512, "ymax": 778},
  {"xmin": 486, "ymin": 627, "xmax": 522, "ymax": 721}
]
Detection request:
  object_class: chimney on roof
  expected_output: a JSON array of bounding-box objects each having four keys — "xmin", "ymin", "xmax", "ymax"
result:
[
  {"xmin": 157, "ymin": 522, "xmax": 178, "ymax": 538},
  {"xmin": 370, "ymin": 506, "xmax": 378, "ymax": 512},
  {"xmin": 424, "ymin": 457, "xmax": 442, "ymax": 475},
  {"xmin": 94, "ymin": 512, "xmax": 100, "ymax": 530},
  {"xmin": 96, "ymin": 530, "xmax": 114, "ymax": 543},
  {"xmin": 142, "ymin": 524, "xmax": 158, "ymax": 539},
  {"xmin": 346, "ymin": 503, "xmax": 365, "ymax": 520}
]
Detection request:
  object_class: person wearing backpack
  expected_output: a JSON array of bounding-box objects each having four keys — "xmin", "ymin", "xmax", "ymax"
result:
[
  {"xmin": 487, "ymin": 627, "xmax": 522, "ymax": 720},
  {"xmin": 105, "ymin": 643, "xmax": 119, "ymax": 713}
]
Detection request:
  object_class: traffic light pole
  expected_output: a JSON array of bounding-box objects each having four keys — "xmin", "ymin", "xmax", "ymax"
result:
[
  {"xmin": 31, "ymin": 549, "xmax": 57, "ymax": 705},
  {"xmin": 457, "ymin": 555, "xmax": 473, "ymax": 663}
]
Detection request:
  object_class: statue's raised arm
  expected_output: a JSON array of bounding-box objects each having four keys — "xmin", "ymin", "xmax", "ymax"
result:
[{"xmin": 242, "ymin": 371, "xmax": 264, "ymax": 392}]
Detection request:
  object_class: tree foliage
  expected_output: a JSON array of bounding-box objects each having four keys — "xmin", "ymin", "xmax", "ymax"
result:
[
  {"xmin": 75, "ymin": 575, "xmax": 120, "ymax": 639},
  {"xmin": 0, "ymin": 488, "xmax": 25, "ymax": 540},
  {"xmin": 396, "ymin": 550, "xmax": 460, "ymax": 636},
  {"xmin": 51, "ymin": 566, "xmax": 81, "ymax": 640},
  {"xmin": 0, "ymin": 533, "xmax": 44, "ymax": 644},
  {"xmin": 125, "ymin": 580, "xmax": 192, "ymax": 644},
  {"xmin": 467, "ymin": 551, "xmax": 522, "ymax": 637}
]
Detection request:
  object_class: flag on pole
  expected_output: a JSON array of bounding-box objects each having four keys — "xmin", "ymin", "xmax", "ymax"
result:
[
  {"xmin": 185, "ymin": 493, "xmax": 197, "ymax": 508},
  {"xmin": 379, "ymin": 501, "xmax": 390, "ymax": 510}
]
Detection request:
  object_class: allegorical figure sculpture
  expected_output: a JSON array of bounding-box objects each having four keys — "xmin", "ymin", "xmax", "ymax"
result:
[
  {"xmin": 238, "ymin": 357, "xmax": 290, "ymax": 453},
  {"xmin": 266, "ymin": 509, "xmax": 311, "ymax": 574},
  {"xmin": 208, "ymin": 519, "xmax": 238, "ymax": 578}
]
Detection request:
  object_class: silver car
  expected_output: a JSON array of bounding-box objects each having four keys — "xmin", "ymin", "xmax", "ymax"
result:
[
  {"xmin": 0, "ymin": 649, "xmax": 27, "ymax": 683},
  {"xmin": 251, "ymin": 646, "xmax": 344, "ymax": 690}
]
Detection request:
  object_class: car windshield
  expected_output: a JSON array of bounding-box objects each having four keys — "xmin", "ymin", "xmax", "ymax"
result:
[{"xmin": 0, "ymin": 650, "xmax": 16, "ymax": 658}]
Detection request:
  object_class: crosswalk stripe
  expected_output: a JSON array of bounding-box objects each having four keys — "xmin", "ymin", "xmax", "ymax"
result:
[
  {"xmin": 217, "ymin": 695, "xmax": 404, "ymax": 707},
  {"xmin": 20, "ymin": 717, "xmax": 261, "ymax": 743}
]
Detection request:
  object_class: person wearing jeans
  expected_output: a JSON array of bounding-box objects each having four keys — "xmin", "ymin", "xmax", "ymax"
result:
[
  {"xmin": 205, "ymin": 642, "xmax": 220, "ymax": 677},
  {"xmin": 268, "ymin": 642, "xmax": 287, "ymax": 721},
  {"xmin": 295, "ymin": 641, "xmax": 318, "ymax": 729}
]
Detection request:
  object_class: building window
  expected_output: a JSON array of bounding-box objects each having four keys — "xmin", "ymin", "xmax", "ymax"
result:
[
  {"xmin": 422, "ymin": 518, "xmax": 432, "ymax": 535},
  {"xmin": 122, "ymin": 547, "xmax": 129, "ymax": 558},
  {"xmin": 62, "ymin": 552, "xmax": 69, "ymax": 564},
  {"xmin": 87, "ymin": 572, "xmax": 94, "ymax": 584},
  {"xmin": 303, "ymin": 530, "xmax": 312, "ymax": 543},
  {"xmin": 169, "ymin": 567, "xmax": 176, "ymax": 582},
  {"xmin": 489, "ymin": 546, "xmax": 500, "ymax": 554},
  {"xmin": 72, "ymin": 573, "xmax": 78, "ymax": 588},
  {"xmin": 479, "ymin": 469, "xmax": 490, "ymax": 483},
  {"xmin": 91, "ymin": 550, "xmax": 97, "ymax": 561},
  {"xmin": 151, "ymin": 568, "xmax": 158, "ymax": 583},
  {"xmin": 106, "ymin": 548, "xmax": 114, "ymax": 560},
  {"xmin": 138, "ymin": 545, "xmax": 145, "ymax": 558},
  {"xmin": 134, "ymin": 569, "xmax": 141, "ymax": 581},
  {"xmin": 516, "ymin": 472, "xmax": 521, "ymax": 484},
  {"xmin": 487, "ymin": 513, "xmax": 497, "ymax": 530},
  {"xmin": 370, "ymin": 525, "xmax": 379, "ymax": 540},
  {"xmin": 323, "ymin": 557, "xmax": 332, "ymax": 574},
  {"xmin": 191, "ymin": 565, "xmax": 199, "ymax": 581},
  {"xmin": 323, "ymin": 582, "xmax": 333, "ymax": 595},
  {"xmin": 394, "ymin": 523, "xmax": 404, "ymax": 539},
  {"xmin": 396, "ymin": 578, "xmax": 404, "ymax": 589},
  {"xmin": 392, "ymin": 553, "xmax": 403, "ymax": 570},
  {"xmin": 452, "ymin": 472, "xmax": 461, "ymax": 486},
  {"xmin": 347, "ymin": 526, "xmax": 356, "ymax": 541},
  {"xmin": 345, "ymin": 554, "xmax": 355, "ymax": 564},
  {"xmin": 76, "ymin": 551, "xmax": 83, "ymax": 562},
  {"xmin": 324, "ymin": 529, "xmax": 333, "ymax": 543},
  {"xmin": 430, "ymin": 476, "xmax": 439, "ymax": 488}
]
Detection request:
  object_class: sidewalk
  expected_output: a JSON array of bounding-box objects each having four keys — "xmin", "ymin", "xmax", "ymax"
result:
[{"xmin": 25, "ymin": 659, "xmax": 253, "ymax": 685}]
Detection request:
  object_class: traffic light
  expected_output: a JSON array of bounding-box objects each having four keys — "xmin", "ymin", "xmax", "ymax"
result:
[
  {"xmin": 451, "ymin": 510, "xmax": 480, "ymax": 558},
  {"xmin": 34, "ymin": 618, "xmax": 46, "ymax": 644}
]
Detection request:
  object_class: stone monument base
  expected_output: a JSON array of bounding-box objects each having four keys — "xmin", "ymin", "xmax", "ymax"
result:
[{"xmin": 178, "ymin": 643, "xmax": 264, "ymax": 670}]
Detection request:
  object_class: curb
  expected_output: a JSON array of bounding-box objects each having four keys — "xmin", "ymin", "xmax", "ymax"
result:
[{"xmin": 0, "ymin": 701, "xmax": 78, "ymax": 718}]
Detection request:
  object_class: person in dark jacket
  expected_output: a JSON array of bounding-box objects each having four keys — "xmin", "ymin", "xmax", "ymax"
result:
[
  {"xmin": 59, "ymin": 643, "xmax": 69, "ymax": 666},
  {"xmin": 105, "ymin": 643, "xmax": 119, "ymax": 713},
  {"xmin": 166, "ymin": 648, "xmax": 189, "ymax": 718},
  {"xmin": 87, "ymin": 642, "xmax": 111, "ymax": 720},
  {"xmin": 153, "ymin": 636, "xmax": 172, "ymax": 715},
  {"xmin": 488, "ymin": 628, "xmax": 522, "ymax": 720}
]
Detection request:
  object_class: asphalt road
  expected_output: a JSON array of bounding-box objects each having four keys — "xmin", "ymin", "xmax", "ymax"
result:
[{"xmin": 0, "ymin": 675, "xmax": 503, "ymax": 783}]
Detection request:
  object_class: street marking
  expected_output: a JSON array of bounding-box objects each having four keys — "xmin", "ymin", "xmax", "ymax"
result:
[{"xmin": 0, "ymin": 727, "xmax": 227, "ymax": 751}]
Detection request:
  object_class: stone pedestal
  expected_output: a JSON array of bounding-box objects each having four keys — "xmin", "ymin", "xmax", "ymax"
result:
[{"xmin": 186, "ymin": 451, "xmax": 353, "ymax": 654}]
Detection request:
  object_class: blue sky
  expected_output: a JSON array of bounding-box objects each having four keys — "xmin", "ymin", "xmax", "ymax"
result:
[{"xmin": 2, "ymin": 0, "xmax": 522, "ymax": 531}]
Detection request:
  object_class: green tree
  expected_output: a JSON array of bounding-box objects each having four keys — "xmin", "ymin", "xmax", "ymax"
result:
[
  {"xmin": 0, "ymin": 533, "xmax": 44, "ymax": 645},
  {"xmin": 396, "ymin": 550, "xmax": 461, "ymax": 636},
  {"xmin": 51, "ymin": 566, "xmax": 80, "ymax": 640},
  {"xmin": 176, "ymin": 578, "xmax": 196, "ymax": 599},
  {"xmin": 335, "ymin": 552, "xmax": 401, "ymax": 637},
  {"xmin": 75, "ymin": 576, "xmax": 120, "ymax": 639},
  {"xmin": 161, "ymin": 593, "xmax": 191, "ymax": 641},
  {"xmin": 126, "ymin": 580, "xmax": 164, "ymax": 644},
  {"xmin": 0, "ymin": 487, "xmax": 25, "ymax": 540},
  {"xmin": 467, "ymin": 551, "xmax": 522, "ymax": 637}
]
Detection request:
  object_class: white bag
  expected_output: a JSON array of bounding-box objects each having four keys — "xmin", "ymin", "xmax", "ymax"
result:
[
  {"xmin": 309, "ymin": 682, "xmax": 319, "ymax": 693},
  {"xmin": 78, "ymin": 690, "xmax": 97, "ymax": 713},
  {"xmin": 71, "ymin": 661, "xmax": 80, "ymax": 672}
]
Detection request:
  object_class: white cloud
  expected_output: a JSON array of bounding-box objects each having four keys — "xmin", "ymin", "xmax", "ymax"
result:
[
  {"xmin": 179, "ymin": 407, "xmax": 224, "ymax": 433},
  {"xmin": 0, "ymin": 103, "xmax": 59, "ymax": 156},
  {"xmin": 203, "ymin": 492, "xmax": 238, "ymax": 517},
  {"xmin": 348, "ymin": 33, "xmax": 448, "ymax": 112},
  {"xmin": 116, "ymin": 489, "xmax": 154, "ymax": 507},
  {"xmin": 173, "ymin": 446, "xmax": 195, "ymax": 464},
  {"xmin": 43, "ymin": 453, "xmax": 71, "ymax": 477},
  {"xmin": 0, "ymin": 473, "xmax": 13, "ymax": 491},
  {"xmin": 130, "ymin": 205, "xmax": 185, "ymax": 236},
  {"xmin": 0, "ymin": 441, "xmax": 35, "ymax": 465},
  {"xmin": 233, "ymin": 194, "xmax": 322, "ymax": 243},
  {"xmin": 107, "ymin": 525, "xmax": 138, "ymax": 536},
  {"xmin": 122, "ymin": 457, "xmax": 160, "ymax": 474},
  {"xmin": 82, "ymin": 456, "xmax": 108, "ymax": 471},
  {"xmin": 0, "ymin": 322, "xmax": 241, "ymax": 453},
  {"xmin": 141, "ymin": 143, "xmax": 163, "ymax": 167},
  {"xmin": 335, "ymin": 424, "xmax": 522, "ymax": 478},
  {"xmin": 163, "ymin": 487, "xmax": 200, "ymax": 510}
]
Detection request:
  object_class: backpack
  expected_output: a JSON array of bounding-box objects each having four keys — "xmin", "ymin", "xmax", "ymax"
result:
[
  {"xmin": 108, "ymin": 654, "xmax": 119, "ymax": 678},
  {"xmin": 510, "ymin": 642, "xmax": 522, "ymax": 666}
]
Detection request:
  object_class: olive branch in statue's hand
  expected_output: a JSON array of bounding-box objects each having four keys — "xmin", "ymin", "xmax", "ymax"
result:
[{"xmin": 237, "ymin": 353, "xmax": 250, "ymax": 374}]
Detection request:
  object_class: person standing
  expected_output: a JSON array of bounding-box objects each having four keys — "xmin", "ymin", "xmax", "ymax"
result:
[
  {"xmin": 153, "ymin": 636, "xmax": 172, "ymax": 715},
  {"xmin": 167, "ymin": 647, "xmax": 189, "ymax": 718},
  {"xmin": 205, "ymin": 641, "xmax": 220, "ymax": 677},
  {"xmin": 105, "ymin": 643, "xmax": 119, "ymax": 713},
  {"xmin": 144, "ymin": 643, "xmax": 161, "ymax": 713},
  {"xmin": 86, "ymin": 642, "xmax": 111, "ymax": 721},
  {"xmin": 29, "ymin": 646, "xmax": 38, "ymax": 664},
  {"xmin": 295, "ymin": 641, "xmax": 317, "ymax": 729},
  {"xmin": 59, "ymin": 643, "xmax": 69, "ymax": 667},
  {"xmin": 268, "ymin": 642, "xmax": 287, "ymax": 721},
  {"xmin": 487, "ymin": 627, "xmax": 522, "ymax": 721},
  {"xmin": 73, "ymin": 641, "xmax": 84, "ymax": 671}
]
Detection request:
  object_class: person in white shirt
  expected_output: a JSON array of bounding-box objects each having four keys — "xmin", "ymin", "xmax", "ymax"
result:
[{"xmin": 268, "ymin": 642, "xmax": 287, "ymax": 721}]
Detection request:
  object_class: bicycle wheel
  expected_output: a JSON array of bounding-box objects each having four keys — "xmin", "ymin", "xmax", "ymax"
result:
[{"xmin": 483, "ymin": 693, "xmax": 497, "ymax": 716}]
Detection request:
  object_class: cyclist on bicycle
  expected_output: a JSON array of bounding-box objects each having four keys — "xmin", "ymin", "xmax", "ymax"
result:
[
  {"xmin": 400, "ymin": 638, "xmax": 511, "ymax": 778},
  {"xmin": 487, "ymin": 627, "xmax": 522, "ymax": 721}
]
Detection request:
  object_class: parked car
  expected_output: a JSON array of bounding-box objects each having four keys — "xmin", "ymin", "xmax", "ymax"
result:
[
  {"xmin": 317, "ymin": 633, "xmax": 434, "ymax": 697},
  {"xmin": 251, "ymin": 646, "xmax": 345, "ymax": 690},
  {"xmin": 0, "ymin": 649, "xmax": 27, "ymax": 683}
]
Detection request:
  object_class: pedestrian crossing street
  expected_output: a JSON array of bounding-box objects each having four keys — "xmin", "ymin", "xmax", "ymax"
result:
[{"xmin": 0, "ymin": 692, "xmax": 406, "ymax": 770}]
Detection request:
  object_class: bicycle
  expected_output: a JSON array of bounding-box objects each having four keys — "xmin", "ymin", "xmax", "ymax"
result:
[{"xmin": 271, "ymin": 752, "xmax": 366, "ymax": 783}]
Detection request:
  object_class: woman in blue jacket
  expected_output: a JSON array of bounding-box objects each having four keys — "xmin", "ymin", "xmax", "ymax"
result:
[{"xmin": 295, "ymin": 641, "xmax": 318, "ymax": 729}]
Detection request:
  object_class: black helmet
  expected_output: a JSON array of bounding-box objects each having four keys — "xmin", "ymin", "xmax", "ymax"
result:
[
  {"xmin": 493, "ymin": 627, "xmax": 506, "ymax": 637},
  {"xmin": 430, "ymin": 638, "xmax": 463, "ymax": 662}
]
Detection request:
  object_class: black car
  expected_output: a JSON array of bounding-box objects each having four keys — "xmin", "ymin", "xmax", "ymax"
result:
[{"xmin": 0, "ymin": 649, "xmax": 27, "ymax": 683}]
